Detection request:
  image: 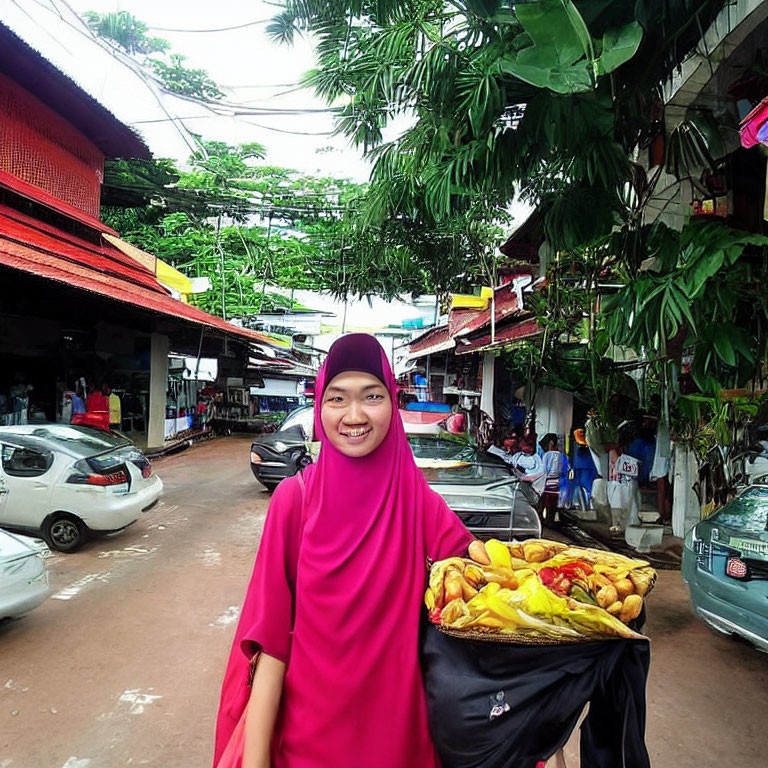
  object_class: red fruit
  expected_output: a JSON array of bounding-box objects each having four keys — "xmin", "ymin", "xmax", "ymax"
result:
[{"xmin": 538, "ymin": 567, "xmax": 555, "ymax": 585}]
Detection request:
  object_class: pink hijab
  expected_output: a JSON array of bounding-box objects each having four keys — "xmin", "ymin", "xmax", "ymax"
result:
[{"xmin": 214, "ymin": 334, "xmax": 473, "ymax": 768}]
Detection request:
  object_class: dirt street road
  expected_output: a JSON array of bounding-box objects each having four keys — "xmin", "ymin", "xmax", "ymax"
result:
[
  {"xmin": 2, "ymin": 436, "xmax": 268, "ymax": 768},
  {"xmin": 2, "ymin": 436, "xmax": 767, "ymax": 767}
]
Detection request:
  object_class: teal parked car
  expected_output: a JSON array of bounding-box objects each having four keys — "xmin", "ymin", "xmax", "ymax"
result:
[{"xmin": 682, "ymin": 486, "xmax": 768, "ymax": 653}]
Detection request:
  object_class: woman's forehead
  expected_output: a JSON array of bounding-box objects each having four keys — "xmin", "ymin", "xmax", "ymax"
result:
[{"xmin": 325, "ymin": 370, "xmax": 388, "ymax": 392}]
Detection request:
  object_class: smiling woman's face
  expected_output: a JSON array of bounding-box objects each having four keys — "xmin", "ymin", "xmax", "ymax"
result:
[{"xmin": 320, "ymin": 371, "xmax": 392, "ymax": 458}]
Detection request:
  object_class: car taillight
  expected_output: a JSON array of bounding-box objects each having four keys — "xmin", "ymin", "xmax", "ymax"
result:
[
  {"xmin": 67, "ymin": 460, "xmax": 129, "ymax": 487},
  {"xmin": 142, "ymin": 463, "xmax": 152, "ymax": 479},
  {"xmin": 726, "ymin": 557, "xmax": 749, "ymax": 580},
  {"xmin": 250, "ymin": 451, "xmax": 262, "ymax": 464}
]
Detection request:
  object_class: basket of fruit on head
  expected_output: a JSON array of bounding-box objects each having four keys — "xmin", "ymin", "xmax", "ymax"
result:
[{"xmin": 426, "ymin": 539, "xmax": 656, "ymax": 644}]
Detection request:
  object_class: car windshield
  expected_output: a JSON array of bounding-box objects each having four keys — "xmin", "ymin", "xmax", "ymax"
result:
[
  {"xmin": 7, "ymin": 425, "xmax": 130, "ymax": 458},
  {"xmin": 279, "ymin": 407, "xmax": 314, "ymax": 439},
  {"xmin": 711, "ymin": 495, "xmax": 768, "ymax": 535},
  {"xmin": 408, "ymin": 434, "xmax": 511, "ymax": 485}
]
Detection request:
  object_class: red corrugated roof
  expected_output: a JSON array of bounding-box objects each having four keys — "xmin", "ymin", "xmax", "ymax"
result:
[
  {"xmin": 0, "ymin": 170, "xmax": 119, "ymax": 235},
  {"xmin": 455, "ymin": 317, "xmax": 540, "ymax": 355},
  {"xmin": 0, "ymin": 23, "xmax": 150, "ymax": 160},
  {"xmin": 447, "ymin": 284, "xmax": 522, "ymax": 339},
  {"xmin": 408, "ymin": 324, "xmax": 454, "ymax": 356},
  {"xmin": 0, "ymin": 206, "xmax": 271, "ymax": 343}
]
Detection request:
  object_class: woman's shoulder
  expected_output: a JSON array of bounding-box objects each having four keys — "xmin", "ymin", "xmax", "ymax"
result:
[{"xmin": 268, "ymin": 474, "xmax": 305, "ymax": 518}]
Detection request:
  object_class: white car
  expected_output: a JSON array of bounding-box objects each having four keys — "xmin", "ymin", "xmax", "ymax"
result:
[
  {"xmin": 0, "ymin": 530, "xmax": 50, "ymax": 620},
  {"xmin": 0, "ymin": 425, "xmax": 163, "ymax": 552}
]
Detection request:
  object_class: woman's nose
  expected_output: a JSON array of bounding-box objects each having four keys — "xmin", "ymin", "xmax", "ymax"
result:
[{"xmin": 346, "ymin": 400, "xmax": 365, "ymax": 422}]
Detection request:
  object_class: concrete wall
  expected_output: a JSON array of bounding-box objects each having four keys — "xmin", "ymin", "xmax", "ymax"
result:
[
  {"xmin": 642, "ymin": 0, "xmax": 768, "ymax": 230},
  {"xmin": 147, "ymin": 333, "xmax": 169, "ymax": 449}
]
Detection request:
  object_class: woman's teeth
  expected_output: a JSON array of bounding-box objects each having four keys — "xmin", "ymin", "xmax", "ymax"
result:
[{"xmin": 344, "ymin": 428, "xmax": 369, "ymax": 437}]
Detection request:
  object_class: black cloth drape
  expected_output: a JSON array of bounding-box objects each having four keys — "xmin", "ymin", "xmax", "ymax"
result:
[{"xmin": 420, "ymin": 624, "xmax": 651, "ymax": 768}]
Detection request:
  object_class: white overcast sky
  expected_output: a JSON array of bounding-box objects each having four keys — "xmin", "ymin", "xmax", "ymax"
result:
[
  {"xmin": 2, "ymin": 0, "xmax": 531, "ymax": 223},
  {"xmin": 2, "ymin": 0, "xmax": 375, "ymax": 179}
]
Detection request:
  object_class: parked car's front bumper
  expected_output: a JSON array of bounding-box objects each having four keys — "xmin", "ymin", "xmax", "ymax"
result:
[
  {"xmin": 0, "ymin": 555, "xmax": 49, "ymax": 620},
  {"xmin": 250, "ymin": 444, "xmax": 306, "ymax": 487}
]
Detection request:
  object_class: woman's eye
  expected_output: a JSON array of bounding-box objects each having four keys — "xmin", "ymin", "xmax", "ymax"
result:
[{"xmin": 367, "ymin": 393, "xmax": 384, "ymax": 401}]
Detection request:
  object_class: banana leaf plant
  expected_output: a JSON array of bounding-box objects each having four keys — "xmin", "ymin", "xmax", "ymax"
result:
[
  {"xmin": 499, "ymin": 0, "xmax": 643, "ymax": 94},
  {"xmin": 602, "ymin": 220, "xmax": 768, "ymax": 394}
]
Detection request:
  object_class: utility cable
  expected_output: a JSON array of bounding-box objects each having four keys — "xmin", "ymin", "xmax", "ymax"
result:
[
  {"xmin": 147, "ymin": 19, "xmax": 271, "ymax": 33},
  {"xmin": 35, "ymin": 0, "xmax": 200, "ymax": 154}
]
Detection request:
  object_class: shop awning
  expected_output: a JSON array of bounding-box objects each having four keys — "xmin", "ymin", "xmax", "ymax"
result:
[
  {"xmin": 0, "ymin": 204, "xmax": 272, "ymax": 344},
  {"xmin": 450, "ymin": 284, "xmax": 522, "ymax": 339},
  {"xmin": 408, "ymin": 324, "xmax": 455, "ymax": 359},
  {"xmin": 0, "ymin": 168, "xmax": 119, "ymax": 235},
  {"xmin": 455, "ymin": 317, "xmax": 540, "ymax": 355}
]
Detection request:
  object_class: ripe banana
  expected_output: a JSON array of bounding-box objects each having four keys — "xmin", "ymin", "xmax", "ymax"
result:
[{"xmin": 485, "ymin": 539, "xmax": 512, "ymax": 568}]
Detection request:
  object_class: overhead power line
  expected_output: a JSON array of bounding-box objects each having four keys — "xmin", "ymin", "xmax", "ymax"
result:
[
  {"xmin": 147, "ymin": 19, "xmax": 271, "ymax": 33},
  {"xmin": 131, "ymin": 114, "xmax": 334, "ymax": 136}
]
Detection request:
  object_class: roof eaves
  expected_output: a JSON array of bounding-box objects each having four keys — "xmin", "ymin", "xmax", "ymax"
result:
[{"xmin": 0, "ymin": 23, "xmax": 151, "ymax": 160}]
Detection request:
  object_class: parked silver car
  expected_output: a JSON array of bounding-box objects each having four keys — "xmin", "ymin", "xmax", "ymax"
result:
[
  {"xmin": 0, "ymin": 530, "xmax": 49, "ymax": 621},
  {"xmin": 682, "ymin": 485, "xmax": 768, "ymax": 653},
  {"xmin": 409, "ymin": 434, "xmax": 542, "ymax": 541},
  {"xmin": 0, "ymin": 425, "xmax": 162, "ymax": 552}
]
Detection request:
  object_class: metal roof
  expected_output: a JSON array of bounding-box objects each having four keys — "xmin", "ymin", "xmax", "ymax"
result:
[
  {"xmin": 0, "ymin": 205, "xmax": 277, "ymax": 344},
  {"xmin": 0, "ymin": 23, "xmax": 151, "ymax": 160}
]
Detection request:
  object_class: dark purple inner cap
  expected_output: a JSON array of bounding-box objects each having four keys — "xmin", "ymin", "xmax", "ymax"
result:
[{"xmin": 323, "ymin": 334, "xmax": 385, "ymax": 394}]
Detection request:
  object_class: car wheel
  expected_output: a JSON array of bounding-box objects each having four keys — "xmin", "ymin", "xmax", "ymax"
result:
[
  {"xmin": 261, "ymin": 482, "xmax": 278, "ymax": 493},
  {"xmin": 44, "ymin": 514, "xmax": 87, "ymax": 553}
]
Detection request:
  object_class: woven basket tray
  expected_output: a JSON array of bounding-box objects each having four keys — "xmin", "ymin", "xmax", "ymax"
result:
[{"xmin": 435, "ymin": 624, "xmax": 631, "ymax": 646}]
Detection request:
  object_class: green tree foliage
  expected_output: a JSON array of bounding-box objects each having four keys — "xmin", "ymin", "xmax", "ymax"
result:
[
  {"xmin": 269, "ymin": 0, "xmax": 727, "ymax": 247},
  {"xmin": 103, "ymin": 137, "xmax": 506, "ymax": 310},
  {"xmin": 148, "ymin": 55, "xmax": 224, "ymax": 101},
  {"xmin": 83, "ymin": 10, "xmax": 223, "ymax": 101},
  {"xmin": 102, "ymin": 140, "xmax": 364, "ymax": 318},
  {"xmin": 602, "ymin": 221, "xmax": 768, "ymax": 394},
  {"xmin": 82, "ymin": 10, "xmax": 169, "ymax": 55}
]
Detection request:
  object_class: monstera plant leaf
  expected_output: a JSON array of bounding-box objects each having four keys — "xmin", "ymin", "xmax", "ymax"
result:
[
  {"xmin": 499, "ymin": 0, "xmax": 643, "ymax": 94},
  {"xmin": 665, "ymin": 110, "xmax": 726, "ymax": 179}
]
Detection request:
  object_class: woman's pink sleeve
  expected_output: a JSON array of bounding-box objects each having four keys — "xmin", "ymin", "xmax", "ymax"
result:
[
  {"xmin": 238, "ymin": 477, "xmax": 302, "ymax": 663},
  {"xmin": 425, "ymin": 496, "xmax": 475, "ymax": 561},
  {"xmin": 213, "ymin": 477, "xmax": 301, "ymax": 765}
]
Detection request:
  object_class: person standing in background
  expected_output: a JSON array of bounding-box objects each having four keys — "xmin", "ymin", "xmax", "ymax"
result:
[
  {"xmin": 109, "ymin": 387, "xmax": 122, "ymax": 431},
  {"xmin": 510, "ymin": 437, "xmax": 545, "ymax": 492},
  {"xmin": 539, "ymin": 434, "xmax": 566, "ymax": 525},
  {"xmin": 86, "ymin": 383, "xmax": 109, "ymax": 414},
  {"xmin": 572, "ymin": 428, "xmax": 599, "ymax": 510},
  {"xmin": 84, "ymin": 382, "xmax": 110, "ymax": 431}
]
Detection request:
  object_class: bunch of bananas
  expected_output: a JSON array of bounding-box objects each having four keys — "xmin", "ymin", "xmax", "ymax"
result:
[{"xmin": 425, "ymin": 539, "xmax": 656, "ymax": 642}]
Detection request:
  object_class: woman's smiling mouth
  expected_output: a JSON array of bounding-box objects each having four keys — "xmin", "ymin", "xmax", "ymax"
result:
[{"xmin": 341, "ymin": 427, "xmax": 372, "ymax": 441}]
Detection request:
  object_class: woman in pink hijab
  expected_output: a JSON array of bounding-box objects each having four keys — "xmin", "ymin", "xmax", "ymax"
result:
[{"xmin": 214, "ymin": 333, "xmax": 488, "ymax": 768}]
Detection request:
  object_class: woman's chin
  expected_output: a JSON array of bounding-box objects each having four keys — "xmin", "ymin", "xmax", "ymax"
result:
[{"xmin": 331, "ymin": 433, "xmax": 384, "ymax": 458}]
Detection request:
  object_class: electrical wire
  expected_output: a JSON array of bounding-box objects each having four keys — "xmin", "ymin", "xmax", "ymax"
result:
[
  {"xmin": 130, "ymin": 113, "xmax": 334, "ymax": 137},
  {"xmin": 222, "ymin": 83, "xmax": 300, "ymax": 89},
  {"xmin": 9, "ymin": 0, "xmax": 74, "ymax": 54},
  {"xmin": 23, "ymin": 0, "xmax": 346, "ymax": 160},
  {"xmin": 33, "ymin": 0, "xmax": 200, "ymax": 154},
  {"xmin": 37, "ymin": 0, "xmax": 338, "ymax": 123},
  {"xmin": 147, "ymin": 19, "xmax": 271, "ymax": 33}
]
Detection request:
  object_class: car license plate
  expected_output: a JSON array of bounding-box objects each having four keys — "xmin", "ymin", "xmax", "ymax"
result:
[{"xmin": 728, "ymin": 537, "xmax": 768, "ymax": 557}]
